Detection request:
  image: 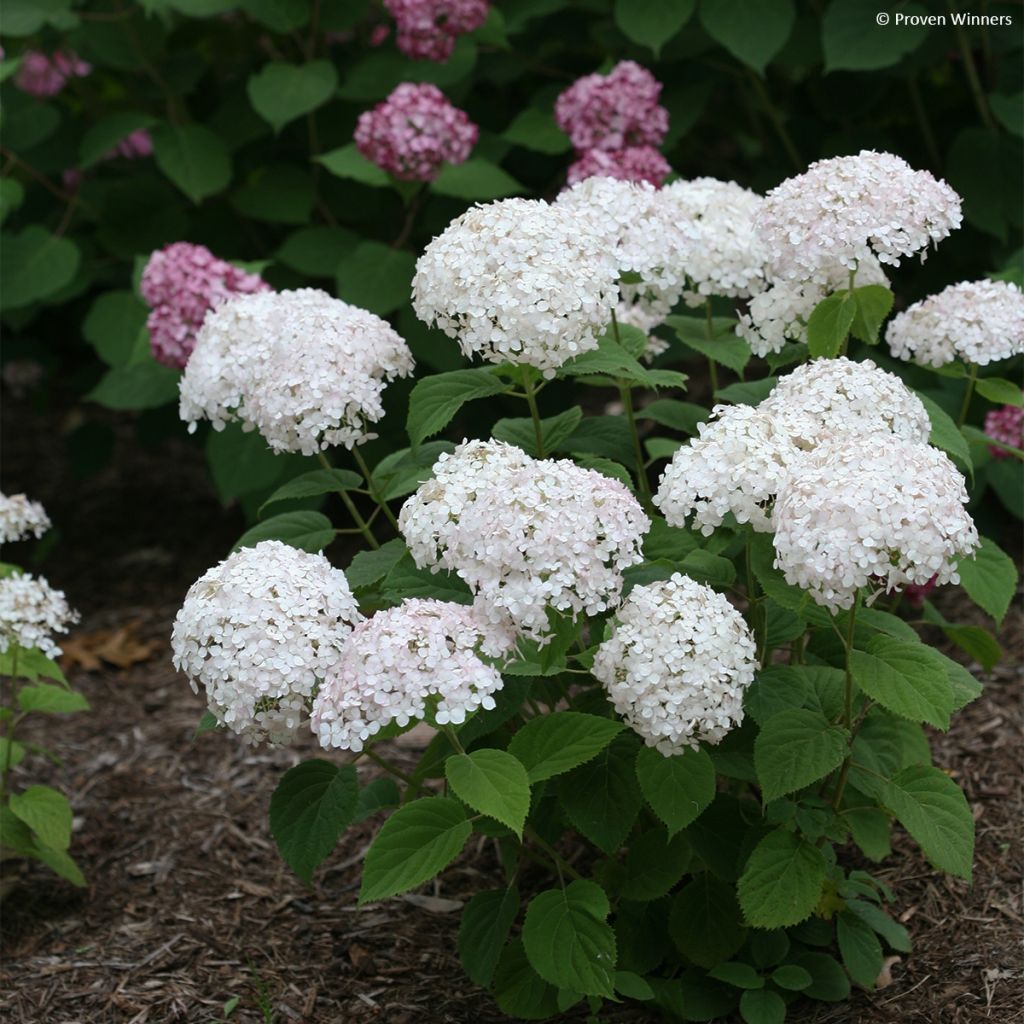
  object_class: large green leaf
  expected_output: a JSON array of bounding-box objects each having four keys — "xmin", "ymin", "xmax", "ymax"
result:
[
  {"xmin": 493, "ymin": 938, "xmax": 560, "ymax": 1019},
  {"xmin": 359, "ymin": 796, "xmax": 472, "ymax": 903},
  {"xmin": 957, "ymin": 536, "xmax": 1017, "ymax": 625},
  {"xmin": 258, "ymin": 468, "xmax": 363, "ymax": 516},
  {"xmin": 83, "ymin": 290, "xmax": 148, "ymax": 368},
  {"xmin": 508, "ymin": 712, "xmax": 624, "ymax": 783},
  {"xmin": 406, "ymin": 368, "xmax": 508, "ymax": 447},
  {"xmin": 152, "ymin": 123, "xmax": 231, "ymax": 204},
  {"xmin": 372, "ymin": 441, "xmax": 456, "ymax": 500},
  {"xmin": 669, "ymin": 315, "xmax": 752, "ymax": 374},
  {"xmin": 317, "ymin": 143, "xmax": 389, "ymax": 187},
  {"xmin": 754, "ymin": 709, "xmax": 849, "ymax": 801},
  {"xmin": 614, "ymin": 0, "xmax": 695, "ymax": 55},
  {"xmin": 247, "ymin": 60, "xmax": 338, "ymax": 131},
  {"xmin": 346, "ymin": 540, "xmax": 407, "ymax": 589},
  {"xmin": 431, "ymin": 158, "xmax": 523, "ymax": 200},
  {"xmin": 492, "ymin": 407, "xmax": 583, "ymax": 458},
  {"xmin": 806, "ymin": 291, "xmax": 856, "ymax": 359},
  {"xmin": 837, "ymin": 911, "xmax": 883, "ymax": 989},
  {"xmin": 914, "ymin": 391, "xmax": 972, "ymax": 471},
  {"xmin": 0, "ymin": 226, "xmax": 81, "ymax": 311},
  {"xmin": 233, "ymin": 511, "xmax": 335, "ymax": 553},
  {"xmin": 445, "ymin": 749, "xmax": 531, "ymax": 836},
  {"xmin": 737, "ymin": 829, "xmax": 827, "ymax": 928},
  {"xmin": 79, "ymin": 111, "xmax": 158, "ymax": 168},
  {"xmin": 269, "ymin": 760, "xmax": 357, "ymax": 883},
  {"xmin": 849, "ymin": 284, "xmax": 895, "ymax": 344},
  {"xmin": 459, "ymin": 887, "xmax": 520, "ymax": 986},
  {"xmin": 619, "ymin": 827, "xmax": 692, "ymax": 901},
  {"xmin": 336, "ymin": 240, "xmax": 416, "ymax": 317},
  {"xmin": 822, "ymin": 0, "xmax": 931, "ymax": 71},
  {"xmin": 634, "ymin": 744, "xmax": 715, "ymax": 836},
  {"xmin": 9, "ymin": 785, "xmax": 73, "ymax": 851},
  {"xmin": 276, "ymin": 226, "xmax": 358, "ymax": 277},
  {"xmin": 502, "ymin": 107, "xmax": 571, "ymax": 154},
  {"xmin": 698, "ymin": 0, "xmax": 794, "ymax": 74},
  {"xmin": 18, "ymin": 684, "xmax": 89, "ymax": 715},
  {"xmin": 87, "ymin": 362, "xmax": 181, "ymax": 411},
  {"xmin": 668, "ymin": 874, "xmax": 746, "ymax": 968}
]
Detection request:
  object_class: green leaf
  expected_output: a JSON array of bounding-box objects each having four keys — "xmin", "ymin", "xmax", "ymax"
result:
[
  {"xmin": 556, "ymin": 416, "xmax": 637, "ymax": 470},
  {"xmin": 493, "ymin": 938, "xmax": 560, "ymax": 1020},
  {"xmin": 850, "ymin": 637, "xmax": 955, "ymax": 729},
  {"xmin": 359, "ymin": 796, "xmax": 472, "ymax": 904},
  {"xmin": 247, "ymin": 60, "xmax": 338, "ymax": 132},
  {"xmin": 790, "ymin": 952, "xmax": 850, "ymax": 1001},
  {"xmin": 698, "ymin": 0, "xmax": 794, "ymax": 74},
  {"xmin": 849, "ymin": 284, "xmax": 895, "ymax": 344},
  {"xmin": 243, "ymin": 0, "xmax": 310, "ymax": 32},
  {"xmin": 336, "ymin": 240, "xmax": 416, "ymax": 317},
  {"xmin": 620, "ymin": 827, "xmax": 692, "ymax": 901},
  {"xmin": 9, "ymin": 785, "xmax": 73, "ymax": 851},
  {"xmin": 709, "ymin": 961, "xmax": 764, "ymax": 989},
  {"xmin": 991, "ymin": 91, "xmax": 1024, "ymax": 138},
  {"xmin": 346, "ymin": 538, "xmax": 406, "ymax": 589},
  {"xmin": 837, "ymin": 911, "xmax": 883, "ymax": 989},
  {"xmin": 406, "ymin": 368, "xmax": 508, "ymax": 447},
  {"xmin": 556, "ymin": 331, "xmax": 656, "ymax": 390},
  {"xmin": 152, "ymin": 123, "xmax": 231, "ymax": 204},
  {"xmin": 0, "ymin": 178, "xmax": 24, "ymax": 226},
  {"xmin": 669, "ymin": 874, "xmax": 746, "ymax": 968},
  {"xmin": 634, "ymin": 744, "xmax": 715, "ymax": 836},
  {"xmin": 822, "ymin": 0, "xmax": 931, "ymax": 71},
  {"xmin": 276, "ymin": 226, "xmax": 358, "ymax": 277},
  {"xmin": 502, "ymin": 107, "xmax": 570, "ymax": 154},
  {"xmin": 0, "ymin": 226, "xmax": 81, "ymax": 311},
  {"xmin": 522, "ymin": 880, "xmax": 617, "ymax": 998},
  {"xmin": 18, "ymin": 684, "xmax": 89, "ymax": 715},
  {"xmin": 739, "ymin": 988, "xmax": 786, "ymax": 1024},
  {"xmin": 233, "ymin": 511, "xmax": 335, "ymax": 554},
  {"xmin": 431, "ymin": 158, "xmax": 523, "ymax": 200},
  {"xmin": 79, "ymin": 111, "xmax": 157, "ymax": 168},
  {"xmin": 445, "ymin": 749, "xmax": 531, "ymax": 837},
  {"xmin": 668, "ymin": 315, "xmax": 751, "ymax": 373},
  {"xmin": 957, "ymin": 536, "xmax": 1018, "ymax": 625},
  {"xmin": 715, "ymin": 377, "xmax": 779, "ymax": 406},
  {"xmin": 771, "ymin": 964, "xmax": 812, "ymax": 990},
  {"xmin": 940, "ymin": 624, "xmax": 1001, "ymax": 672},
  {"xmin": 372, "ymin": 441, "xmax": 456, "ymax": 500},
  {"xmin": 83, "ymin": 290, "xmax": 148, "ymax": 368},
  {"xmin": 269, "ymin": 760, "xmax": 357, "ymax": 883},
  {"xmin": 492, "ymin": 407, "xmax": 583, "ymax": 458},
  {"xmin": 258, "ymin": 469, "xmax": 363, "ymax": 516},
  {"xmin": 0, "ymin": 647, "xmax": 66, "ymax": 683},
  {"xmin": 32, "ymin": 844, "xmax": 86, "ymax": 887},
  {"xmin": 382, "ymin": 554, "xmax": 473, "ymax": 604},
  {"xmin": 509, "ymin": 712, "xmax": 624, "ymax": 784},
  {"xmin": 317, "ymin": 143, "xmax": 389, "ymax": 187},
  {"xmin": 914, "ymin": 391, "xmax": 972, "ymax": 471},
  {"xmin": 614, "ymin": 0, "xmax": 695, "ymax": 55},
  {"xmin": 638, "ymin": 399, "xmax": 708, "ymax": 435},
  {"xmin": 975, "ymin": 377, "xmax": 1024, "ymax": 407},
  {"xmin": 754, "ymin": 710, "xmax": 849, "ymax": 801},
  {"xmin": 233, "ymin": 164, "xmax": 314, "ymax": 224},
  {"xmin": 880, "ymin": 765, "xmax": 974, "ymax": 879},
  {"xmin": 806, "ymin": 291, "xmax": 856, "ymax": 359},
  {"xmin": 846, "ymin": 898, "xmax": 912, "ymax": 952},
  {"xmin": 205, "ymin": 424, "xmax": 284, "ymax": 503},
  {"xmin": 86, "ymin": 362, "xmax": 181, "ymax": 411},
  {"xmin": 737, "ymin": 829, "xmax": 827, "ymax": 928},
  {"xmin": 459, "ymin": 887, "xmax": 521, "ymax": 986},
  {"xmin": 846, "ymin": 804, "xmax": 892, "ymax": 861}
]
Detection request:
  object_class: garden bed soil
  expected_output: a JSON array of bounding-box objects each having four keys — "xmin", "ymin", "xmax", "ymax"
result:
[{"xmin": 1, "ymin": 398, "xmax": 1021, "ymax": 1024}]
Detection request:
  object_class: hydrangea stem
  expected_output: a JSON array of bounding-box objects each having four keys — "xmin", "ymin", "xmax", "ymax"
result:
[
  {"xmin": 830, "ymin": 594, "xmax": 861, "ymax": 810},
  {"xmin": 352, "ymin": 446, "xmax": 401, "ymax": 533},
  {"xmin": 610, "ymin": 309, "xmax": 652, "ymax": 503},
  {"xmin": 519, "ymin": 367, "xmax": 546, "ymax": 458},
  {"xmin": 0, "ymin": 648, "xmax": 20, "ymax": 803},
  {"xmin": 704, "ymin": 300, "xmax": 719, "ymax": 396},
  {"xmin": 957, "ymin": 362, "xmax": 978, "ymax": 427},
  {"xmin": 318, "ymin": 452, "xmax": 379, "ymax": 549}
]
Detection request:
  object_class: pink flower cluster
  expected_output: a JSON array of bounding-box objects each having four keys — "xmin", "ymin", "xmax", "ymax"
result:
[
  {"xmin": 984, "ymin": 404, "xmax": 1023, "ymax": 459},
  {"xmin": 384, "ymin": 0, "xmax": 489, "ymax": 62},
  {"xmin": 15, "ymin": 50, "xmax": 91, "ymax": 98},
  {"xmin": 355, "ymin": 83, "xmax": 477, "ymax": 181},
  {"xmin": 141, "ymin": 243, "xmax": 270, "ymax": 369},
  {"xmin": 555, "ymin": 61, "xmax": 670, "ymax": 186},
  {"xmin": 109, "ymin": 129, "xmax": 154, "ymax": 160}
]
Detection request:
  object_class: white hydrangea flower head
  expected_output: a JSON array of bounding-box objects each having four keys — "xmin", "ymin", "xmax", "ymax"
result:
[
  {"xmin": 773, "ymin": 435, "xmax": 979, "ymax": 612},
  {"xmin": 179, "ymin": 288, "xmax": 414, "ymax": 454},
  {"xmin": 886, "ymin": 279, "xmax": 1024, "ymax": 368},
  {"xmin": 171, "ymin": 540, "xmax": 361, "ymax": 746},
  {"xmin": 0, "ymin": 493, "xmax": 52, "ymax": 544},
  {"xmin": 399, "ymin": 440, "xmax": 650, "ymax": 641},
  {"xmin": 0, "ymin": 572, "xmax": 79, "ymax": 659},
  {"xmin": 411, "ymin": 198, "xmax": 620, "ymax": 376},
  {"xmin": 737, "ymin": 256, "xmax": 889, "ymax": 357},
  {"xmin": 311, "ymin": 598, "xmax": 514, "ymax": 752},
  {"xmin": 758, "ymin": 150, "xmax": 962, "ymax": 282},
  {"xmin": 659, "ymin": 177, "xmax": 767, "ymax": 305},
  {"xmin": 592, "ymin": 573, "xmax": 756, "ymax": 754}
]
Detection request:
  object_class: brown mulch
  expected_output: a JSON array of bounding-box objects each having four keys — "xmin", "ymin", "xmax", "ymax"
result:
[{"xmin": 1, "ymin": 399, "xmax": 1022, "ymax": 1023}]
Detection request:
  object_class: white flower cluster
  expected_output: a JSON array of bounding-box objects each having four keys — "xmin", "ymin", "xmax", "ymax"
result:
[
  {"xmin": 0, "ymin": 572, "xmax": 79, "ymax": 659},
  {"xmin": 171, "ymin": 541, "xmax": 361, "ymax": 746},
  {"xmin": 399, "ymin": 440, "xmax": 650, "ymax": 641},
  {"xmin": 654, "ymin": 358, "xmax": 930, "ymax": 534},
  {"xmin": 311, "ymin": 598, "xmax": 513, "ymax": 752},
  {"xmin": 0, "ymin": 492, "xmax": 52, "ymax": 544},
  {"xmin": 660, "ymin": 177, "xmax": 767, "ymax": 305},
  {"xmin": 179, "ymin": 289, "xmax": 414, "ymax": 454},
  {"xmin": 737, "ymin": 256, "xmax": 889, "ymax": 357},
  {"xmin": 757, "ymin": 150, "xmax": 962, "ymax": 282},
  {"xmin": 411, "ymin": 198, "xmax": 620, "ymax": 376},
  {"xmin": 773, "ymin": 435, "xmax": 979, "ymax": 612},
  {"xmin": 592, "ymin": 573, "xmax": 756, "ymax": 754},
  {"xmin": 886, "ymin": 279, "xmax": 1024, "ymax": 367}
]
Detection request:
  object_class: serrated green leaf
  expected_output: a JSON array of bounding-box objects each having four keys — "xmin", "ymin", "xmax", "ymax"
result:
[
  {"xmin": 668, "ymin": 874, "xmax": 746, "ymax": 968},
  {"xmin": 849, "ymin": 284, "xmax": 894, "ymax": 344},
  {"xmin": 493, "ymin": 938, "xmax": 560, "ymax": 1019},
  {"xmin": 754, "ymin": 710, "xmax": 849, "ymax": 801},
  {"xmin": 975, "ymin": 377, "xmax": 1024, "ymax": 407},
  {"xmin": 9, "ymin": 785, "xmax": 73, "ymax": 851},
  {"xmin": 850, "ymin": 637, "xmax": 955, "ymax": 729},
  {"xmin": 152, "ymin": 123, "xmax": 231, "ymax": 204},
  {"xmin": 635, "ymin": 744, "xmax": 715, "ymax": 835},
  {"xmin": 620, "ymin": 827, "xmax": 692, "ymax": 901},
  {"xmin": 431, "ymin": 158, "xmax": 523, "ymax": 200},
  {"xmin": 336, "ymin": 240, "xmax": 415, "ymax": 316},
  {"xmin": 823, "ymin": 0, "xmax": 931, "ymax": 71},
  {"xmin": 509, "ymin": 712, "xmax": 624, "ymax": 783},
  {"xmin": 637, "ymin": 399, "xmax": 709, "ymax": 435},
  {"xmin": 698, "ymin": 0, "xmax": 794, "ymax": 74},
  {"xmin": 258, "ymin": 469, "xmax": 362, "ymax": 516},
  {"xmin": 459, "ymin": 887, "xmax": 521, "ymax": 986},
  {"xmin": 502, "ymin": 107, "xmax": 570, "ymax": 154},
  {"xmin": 382, "ymin": 553, "xmax": 473, "ymax": 603},
  {"xmin": 837, "ymin": 911, "xmax": 883, "ymax": 988},
  {"xmin": 806, "ymin": 291, "xmax": 856, "ymax": 359},
  {"xmin": 353, "ymin": 777, "xmax": 401, "ymax": 824},
  {"xmin": 406, "ymin": 368, "xmax": 508, "ymax": 447},
  {"xmin": 345, "ymin": 538, "xmax": 406, "ymax": 589},
  {"xmin": 445, "ymin": 749, "xmax": 530, "ymax": 836},
  {"xmin": 247, "ymin": 60, "xmax": 337, "ymax": 131},
  {"xmin": 18, "ymin": 684, "xmax": 89, "ymax": 715},
  {"xmin": 233, "ymin": 511, "xmax": 335, "ymax": 554},
  {"xmin": 957, "ymin": 536, "xmax": 1017, "ymax": 625},
  {"xmin": 0, "ymin": 226, "xmax": 81, "ymax": 312},
  {"xmin": 914, "ymin": 391, "xmax": 972, "ymax": 472},
  {"xmin": 737, "ymin": 829, "xmax": 827, "ymax": 928},
  {"xmin": 846, "ymin": 898, "xmax": 912, "ymax": 952},
  {"xmin": 492, "ymin": 407, "xmax": 583, "ymax": 458}
]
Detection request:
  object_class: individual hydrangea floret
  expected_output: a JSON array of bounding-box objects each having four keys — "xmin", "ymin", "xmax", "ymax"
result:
[
  {"xmin": 592, "ymin": 573, "xmax": 756, "ymax": 754},
  {"xmin": 171, "ymin": 541, "xmax": 361, "ymax": 746},
  {"xmin": 984, "ymin": 404, "xmax": 1023, "ymax": 459},
  {"xmin": 399, "ymin": 440, "xmax": 650, "ymax": 641},
  {"xmin": 0, "ymin": 493, "xmax": 52, "ymax": 544},
  {"xmin": 773, "ymin": 436, "xmax": 979, "ymax": 612},
  {"xmin": 384, "ymin": 0, "xmax": 489, "ymax": 61},
  {"xmin": 0, "ymin": 572, "xmax": 79, "ymax": 659},
  {"xmin": 311, "ymin": 598, "xmax": 513, "ymax": 752},
  {"xmin": 355, "ymin": 82, "xmax": 478, "ymax": 181},
  {"xmin": 654, "ymin": 358, "xmax": 931, "ymax": 533},
  {"xmin": 566, "ymin": 146, "xmax": 671, "ymax": 187},
  {"xmin": 886, "ymin": 280, "xmax": 1024, "ymax": 368},
  {"xmin": 757, "ymin": 151, "xmax": 962, "ymax": 282},
  {"xmin": 659, "ymin": 178, "xmax": 767, "ymax": 305},
  {"xmin": 14, "ymin": 50, "xmax": 91, "ymax": 97},
  {"xmin": 555, "ymin": 61, "xmax": 668, "ymax": 152},
  {"xmin": 141, "ymin": 242, "xmax": 270, "ymax": 369},
  {"xmin": 179, "ymin": 289, "xmax": 415, "ymax": 455},
  {"xmin": 412, "ymin": 199, "xmax": 620, "ymax": 376}
]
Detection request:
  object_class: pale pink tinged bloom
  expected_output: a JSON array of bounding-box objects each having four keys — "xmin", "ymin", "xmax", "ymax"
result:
[
  {"xmin": 555, "ymin": 60, "xmax": 669, "ymax": 152},
  {"xmin": 384, "ymin": 0, "xmax": 489, "ymax": 62},
  {"xmin": 370, "ymin": 24, "xmax": 391, "ymax": 47},
  {"xmin": 108, "ymin": 129, "xmax": 154, "ymax": 160},
  {"xmin": 566, "ymin": 146, "xmax": 671, "ymax": 187},
  {"xmin": 984, "ymin": 404, "xmax": 1024, "ymax": 459},
  {"xmin": 141, "ymin": 242, "xmax": 270, "ymax": 370},
  {"xmin": 14, "ymin": 50, "xmax": 91, "ymax": 98},
  {"xmin": 355, "ymin": 82, "xmax": 477, "ymax": 181},
  {"xmin": 902, "ymin": 574, "xmax": 938, "ymax": 609}
]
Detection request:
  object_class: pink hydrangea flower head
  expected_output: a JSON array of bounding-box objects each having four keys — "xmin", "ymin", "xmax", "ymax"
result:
[
  {"xmin": 384, "ymin": 0, "xmax": 489, "ymax": 62},
  {"xmin": 141, "ymin": 242, "xmax": 270, "ymax": 369},
  {"xmin": 15, "ymin": 50, "xmax": 91, "ymax": 98},
  {"xmin": 555, "ymin": 60, "xmax": 669, "ymax": 152},
  {"xmin": 355, "ymin": 82, "xmax": 478, "ymax": 182},
  {"xmin": 109, "ymin": 129, "xmax": 154, "ymax": 160},
  {"xmin": 567, "ymin": 146, "xmax": 671, "ymax": 187},
  {"xmin": 984, "ymin": 404, "xmax": 1023, "ymax": 459}
]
